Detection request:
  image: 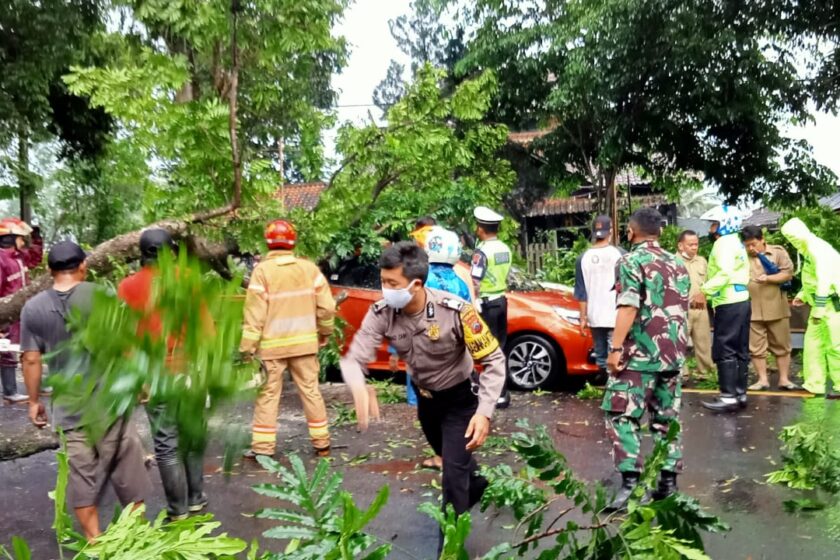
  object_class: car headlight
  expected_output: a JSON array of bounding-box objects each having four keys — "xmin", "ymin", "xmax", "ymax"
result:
[{"xmin": 553, "ymin": 307, "xmax": 581, "ymax": 326}]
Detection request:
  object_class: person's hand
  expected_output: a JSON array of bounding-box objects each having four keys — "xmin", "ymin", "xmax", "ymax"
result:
[
  {"xmin": 465, "ymin": 414, "xmax": 490, "ymax": 451},
  {"xmin": 238, "ymin": 351, "xmax": 254, "ymax": 363},
  {"xmin": 757, "ymin": 274, "xmax": 768, "ymax": 284},
  {"xmin": 388, "ymin": 354, "xmax": 400, "ymax": 372},
  {"xmin": 691, "ymin": 292, "xmax": 707, "ymax": 310},
  {"xmin": 29, "ymin": 401, "xmax": 47, "ymax": 428},
  {"xmin": 319, "ymin": 335, "xmax": 329, "ymax": 348},
  {"xmin": 579, "ymin": 317, "xmax": 588, "ymax": 337},
  {"xmin": 792, "ymin": 297, "xmax": 804, "ymax": 308},
  {"xmin": 606, "ymin": 350, "xmax": 623, "ymax": 375}
]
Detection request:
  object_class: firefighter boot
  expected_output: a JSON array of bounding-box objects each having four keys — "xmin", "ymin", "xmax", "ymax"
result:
[{"xmin": 651, "ymin": 471, "xmax": 678, "ymax": 501}]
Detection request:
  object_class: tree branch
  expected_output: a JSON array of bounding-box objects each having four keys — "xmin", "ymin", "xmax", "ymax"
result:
[
  {"xmin": 227, "ymin": 0, "xmax": 242, "ymax": 211},
  {"xmin": 510, "ymin": 521, "xmax": 610, "ymax": 550}
]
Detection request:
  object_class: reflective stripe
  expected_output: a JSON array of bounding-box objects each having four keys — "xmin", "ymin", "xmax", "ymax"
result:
[
  {"xmin": 266, "ymin": 315, "xmax": 316, "ymax": 335},
  {"xmin": 248, "ymin": 284, "xmax": 266, "ymax": 293},
  {"xmin": 267, "ymin": 288, "xmax": 315, "ymax": 300},
  {"xmin": 252, "ymin": 424, "xmax": 276, "ymax": 433},
  {"xmin": 259, "ymin": 334, "xmax": 319, "ymax": 349},
  {"xmin": 318, "ymin": 319, "xmax": 335, "ymax": 327},
  {"xmin": 242, "ymin": 329, "xmax": 261, "ymax": 341},
  {"xmin": 252, "ymin": 432, "xmax": 276, "ymax": 443}
]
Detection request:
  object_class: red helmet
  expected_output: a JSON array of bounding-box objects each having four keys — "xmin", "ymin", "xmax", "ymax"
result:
[
  {"xmin": 1, "ymin": 218, "xmax": 32, "ymax": 236},
  {"xmin": 264, "ymin": 220, "xmax": 296, "ymax": 250}
]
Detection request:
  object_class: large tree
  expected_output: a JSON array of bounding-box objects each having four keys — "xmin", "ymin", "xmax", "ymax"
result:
[{"xmin": 460, "ymin": 0, "xmax": 838, "ymax": 234}]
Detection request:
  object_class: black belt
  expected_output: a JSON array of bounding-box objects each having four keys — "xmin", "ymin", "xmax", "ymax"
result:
[{"xmin": 417, "ymin": 378, "xmax": 476, "ymax": 399}]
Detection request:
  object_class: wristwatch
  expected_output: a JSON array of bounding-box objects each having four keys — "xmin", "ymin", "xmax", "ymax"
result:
[{"xmin": 609, "ymin": 347, "xmax": 623, "ymax": 353}]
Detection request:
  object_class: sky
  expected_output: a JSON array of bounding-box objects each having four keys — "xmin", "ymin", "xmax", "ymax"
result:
[{"xmin": 332, "ymin": 0, "xmax": 839, "ymax": 177}]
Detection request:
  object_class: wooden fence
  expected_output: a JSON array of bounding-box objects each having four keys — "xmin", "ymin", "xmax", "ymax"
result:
[{"xmin": 524, "ymin": 231, "xmax": 558, "ymax": 275}]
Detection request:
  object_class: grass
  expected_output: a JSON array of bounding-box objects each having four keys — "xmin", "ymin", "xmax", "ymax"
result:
[{"xmin": 576, "ymin": 382, "xmax": 604, "ymax": 400}]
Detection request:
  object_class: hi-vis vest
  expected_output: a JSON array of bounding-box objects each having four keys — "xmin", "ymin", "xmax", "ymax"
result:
[
  {"xmin": 702, "ymin": 233, "xmax": 750, "ymax": 308},
  {"xmin": 240, "ymin": 251, "xmax": 337, "ymax": 359},
  {"xmin": 475, "ymin": 239, "xmax": 512, "ymax": 296}
]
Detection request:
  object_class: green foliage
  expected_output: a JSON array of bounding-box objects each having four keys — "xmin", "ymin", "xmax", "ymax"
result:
[
  {"xmin": 370, "ymin": 379, "xmax": 407, "ymax": 405},
  {"xmin": 461, "ymin": 0, "xmax": 837, "ymax": 209},
  {"xmin": 535, "ymin": 236, "xmax": 589, "ymax": 285},
  {"xmin": 297, "ymin": 65, "xmax": 515, "ymax": 266},
  {"xmin": 418, "ymin": 503, "xmax": 473, "ymax": 560},
  {"xmin": 252, "ymin": 454, "xmax": 391, "ymax": 559},
  {"xmin": 318, "ymin": 314, "xmax": 347, "ymax": 381},
  {"xmin": 576, "ymin": 382, "xmax": 605, "ymax": 400},
  {"xmin": 767, "ymin": 423, "xmax": 840, "ymax": 493},
  {"xmin": 50, "ymin": 249, "xmax": 253, "ymax": 455}
]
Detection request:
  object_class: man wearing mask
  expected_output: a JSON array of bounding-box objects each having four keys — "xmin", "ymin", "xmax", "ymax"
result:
[
  {"xmin": 677, "ymin": 230, "xmax": 714, "ymax": 377},
  {"xmin": 740, "ymin": 225, "xmax": 797, "ymax": 391},
  {"xmin": 0, "ymin": 219, "xmax": 32, "ymax": 403},
  {"xmin": 698, "ymin": 206, "xmax": 752, "ymax": 412},
  {"xmin": 340, "ymin": 242, "xmax": 505, "ymax": 546},
  {"xmin": 471, "ymin": 206, "xmax": 512, "ymax": 408},
  {"xmin": 574, "ymin": 215, "xmax": 625, "ymax": 373},
  {"xmin": 781, "ymin": 218, "xmax": 840, "ymax": 395}
]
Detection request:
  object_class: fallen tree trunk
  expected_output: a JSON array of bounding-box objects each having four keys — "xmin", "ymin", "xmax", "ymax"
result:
[{"xmin": 0, "ymin": 219, "xmax": 238, "ymax": 324}]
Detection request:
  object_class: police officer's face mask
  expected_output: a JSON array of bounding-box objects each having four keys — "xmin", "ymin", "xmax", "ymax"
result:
[{"xmin": 382, "ymin": 280, "xmax": 419, "ymax": 310}]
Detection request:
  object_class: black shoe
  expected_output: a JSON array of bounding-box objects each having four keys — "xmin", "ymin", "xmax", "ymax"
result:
[
  {"xmin": 703, "ymin": 360, "xmax": 740, "ymax": 412},
  {"xmin": 496, "ymin": 390, "xmax": 511, "ymax": 409},
  {"xmin": 188, "ymin": 493, "xmax": 209, "ymax": 513},
  {"xmin": 605, "ymin": 472, "xmax": 640, "ymax": 512},
  {"xmin": 651, "ymin": 471, "xmax": 678, "ymax": 501},
  {"xmin": 702, "ymin": 397, "xmax": 740, "ymax": 412}
]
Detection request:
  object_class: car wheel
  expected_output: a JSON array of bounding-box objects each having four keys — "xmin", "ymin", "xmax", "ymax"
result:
[{"xmin": 506, "ymin": 334, "xmax": 562, "ymax": 391}]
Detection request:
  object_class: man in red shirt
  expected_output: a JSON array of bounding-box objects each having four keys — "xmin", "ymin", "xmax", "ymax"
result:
[
  {"xmin": 117, "ymin": 229, "xmax": 207, "ymax": 520},
  {"xmin": 0, "ymin": 219, "xmax": 31, "ymax": 403}
]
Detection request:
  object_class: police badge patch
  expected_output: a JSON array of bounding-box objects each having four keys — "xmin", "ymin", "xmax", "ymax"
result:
[
  {"xmin": 459, "ymin": 305, "xmax": 499, "ymax": 360},
  {"xmin": 427, "ymin": 323, "xmax": 440, "ymax": 341}
]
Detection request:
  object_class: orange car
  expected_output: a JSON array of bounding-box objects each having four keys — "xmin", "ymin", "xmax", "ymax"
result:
[{"xmin": 327, "ymin": 261, "xmax": 598, "ymax": 390}]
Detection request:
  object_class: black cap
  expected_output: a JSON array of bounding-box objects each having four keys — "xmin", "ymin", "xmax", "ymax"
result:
[
  {"xmin": 592, "ymin": 215, "xmax": 612, "ymax": 240},
  {"xmin": 139, "ymin": 229, "xmax": 176, "ymax": 265},
  {"xmin": 48, "ymin": 241, "xmax": 86, "ymax": 271}
]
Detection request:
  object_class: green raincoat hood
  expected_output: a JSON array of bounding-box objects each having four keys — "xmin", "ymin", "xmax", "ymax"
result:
[{"xmin": 781, "ymin": 218, "xmax": 814, "ymax": 256}]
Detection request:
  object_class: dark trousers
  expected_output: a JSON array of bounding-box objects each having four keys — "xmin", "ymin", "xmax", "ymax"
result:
[
  {"xmin": 146, "ymin": 403, "xmax": 206, "ymax": 517},
  {"xmin": 480, "ymin": 297, "xmax": 508, "ymax": 395},
  {"xmin": 712, "ymin": 300, "xmax": 751, "ymax": 363},
  {"xmin": 417, "ymin": 380, "xmax": 486, "ymax": 515}
]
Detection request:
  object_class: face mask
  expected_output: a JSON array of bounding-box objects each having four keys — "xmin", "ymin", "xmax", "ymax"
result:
[{"xmin": 382, "ymin": 281, "xmax": 418, "ymax": 310}]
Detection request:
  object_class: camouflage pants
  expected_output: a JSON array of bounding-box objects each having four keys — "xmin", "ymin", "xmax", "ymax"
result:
[{"xmin": 601, "ymin": 369, "xmax": 683, "ymax": 474}]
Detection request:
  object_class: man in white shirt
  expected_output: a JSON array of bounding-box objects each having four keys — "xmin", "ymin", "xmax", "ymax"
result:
[{"xmin": 574, "ymin": 215, "xmax": 625, "ymax": 371}]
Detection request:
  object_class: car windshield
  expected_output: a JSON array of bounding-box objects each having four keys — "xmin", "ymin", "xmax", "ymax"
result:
[{"xmin": 323, "ymin": 257, "xmax": 382, "ymax": 289}]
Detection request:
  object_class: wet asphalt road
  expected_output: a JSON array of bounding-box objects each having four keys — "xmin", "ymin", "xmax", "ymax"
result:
[{"xmin": 1, "ymin": 384, "xmax": 838, "ymax": 560}]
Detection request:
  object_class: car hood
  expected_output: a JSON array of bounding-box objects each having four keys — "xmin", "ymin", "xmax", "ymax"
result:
[{"xmin": 508, "ymin": 289, "xmax": 577, "ymax": 310}]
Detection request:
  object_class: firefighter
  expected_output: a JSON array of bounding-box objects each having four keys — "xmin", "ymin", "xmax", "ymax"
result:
[
  {"xmin": 471, "ymin": 206, "xmax": 512, "ymax": 408},
  {"xmin": 699, "ymin": 206, "xmax": 752, "ymax": 412},
  {"xmin": 240, "ymin": 220, "xmax": 337, "ymax": 458},
  {"xmin": 781, "ymin": 218, "xmax": 840, "ymax": 395},
  {"xmin": 0, "ymin": 219, "xmax": 32, "ymax": 403}
]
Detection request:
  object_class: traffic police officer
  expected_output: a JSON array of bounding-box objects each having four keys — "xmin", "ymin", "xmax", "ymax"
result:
[
  {"xmin": 340, "ymin": 242, "xmax": 506, "ymax": 531},
  {"xmin": 471, "ymin": 206, "xmax": 512, "ymax": 408}
]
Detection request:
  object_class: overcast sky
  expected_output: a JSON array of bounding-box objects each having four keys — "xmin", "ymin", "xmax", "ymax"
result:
[{"xmin": 332, "ymin": 0, "xmax": 839, "ymax": 178}]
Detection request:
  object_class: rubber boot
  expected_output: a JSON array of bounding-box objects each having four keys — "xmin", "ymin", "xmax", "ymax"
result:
[
  {"xmin": 157, "ymin": 460, "xmax": 189, "ymax": 520},
  {"xmin": 702, "ymin": 360, "xmax": 740, "ymax": 412},
  {"xmin": 185, "ymin": 453, "xmax": 208, "ymax": 513},
  {"xmin": 736, "ymin": 361, "xmax": 749, "ymax": 409},
  {"xmin": 605, "ymin": 472, "xmax": 640, "ymax": 512},
  {"xmin": 651, "ymin": 471, "xmax": 678, "ymax": 501}
]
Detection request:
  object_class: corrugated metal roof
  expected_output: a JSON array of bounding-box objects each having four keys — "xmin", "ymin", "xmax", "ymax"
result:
[{"xmin": 821, "ymin": 192, "xmax": 840, "ymax": 211}]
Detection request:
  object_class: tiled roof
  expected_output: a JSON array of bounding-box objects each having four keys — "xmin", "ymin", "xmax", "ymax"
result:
[
  {"xmin": 507, "ymin": 130, "xmax": 551, "ymax": 146},
  {"xmin": 743, "ymin": 208, "xmax": 782, "ymax": 228},
  {"xmin": 526, "ymin": 194, "xmax": 669, "ymax": 217},
  {"xmin": 276, "ymin": 182, "xmax": 327, "ymax": 211}
]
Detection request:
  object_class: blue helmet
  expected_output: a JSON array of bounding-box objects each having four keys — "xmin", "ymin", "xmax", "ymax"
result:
[{"xmin": 701, "ymin": 205, "xmax": 744, "ymax": 236}]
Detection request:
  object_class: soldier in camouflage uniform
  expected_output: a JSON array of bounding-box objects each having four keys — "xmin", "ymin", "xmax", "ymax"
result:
[{"xmin": 602, "ymin": 208, "xmax": 690, "ymax": 511}]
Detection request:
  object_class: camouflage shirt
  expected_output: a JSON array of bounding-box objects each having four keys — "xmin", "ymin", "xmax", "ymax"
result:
[{"xmin": 616, "ymin": 241, "xmax": 690, "ymax": 372}]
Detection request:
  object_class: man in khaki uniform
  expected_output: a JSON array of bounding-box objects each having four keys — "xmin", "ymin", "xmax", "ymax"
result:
[
  {"xmin": 340, "ymin": 242, "xmax": 505, "ymax": 543},
  {"xmin": 740, "ymin": 225, "xmax": 797, "ymax": 390},
  {"xmin": 677, "ymin": 231, "xmax": 714, "ymax": 375},
  {"xmin": 240, "ymin": 220, "xmax": 336, "ymax": 458}
]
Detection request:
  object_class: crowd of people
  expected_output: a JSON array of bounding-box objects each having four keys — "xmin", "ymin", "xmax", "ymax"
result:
[{"xmin": 6, "ymin": 203, "xmax": 840, "ymax": 548}]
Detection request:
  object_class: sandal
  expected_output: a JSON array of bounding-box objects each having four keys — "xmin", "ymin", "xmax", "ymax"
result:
[
  {"xmin": 779, "ymin": 383, "xmax": 802, "ymax": 391},
  {"xmin": 748, "ymin": 383, "xmax": 770, "ymax": 391},
  {"xmin": 421, "ymin": 457, "xmax": 443, "ymax": 470}
]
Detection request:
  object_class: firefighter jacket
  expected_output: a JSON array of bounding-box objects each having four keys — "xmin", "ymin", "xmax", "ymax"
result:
[
  {"xmin": 240, "ymin": 250, "xmax": 336, "ymax": 359},
  {"xmin": 702, "ymin": 233, "xmax": 750, "ymax": 308},
  {"xmin": 781, "ymin": 218, "xmax": 840, "ymax": 320}
]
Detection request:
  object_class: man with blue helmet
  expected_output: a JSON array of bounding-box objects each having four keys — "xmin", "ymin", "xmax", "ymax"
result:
[{"xmin": 699, "ymin": 205, "xmax": 752, "ymax": 412}]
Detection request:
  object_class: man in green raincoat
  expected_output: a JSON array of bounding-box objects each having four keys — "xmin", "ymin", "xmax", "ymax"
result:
[{"xmin": 781, "ymin": 218, "xmax": 840, "ymax": 395}]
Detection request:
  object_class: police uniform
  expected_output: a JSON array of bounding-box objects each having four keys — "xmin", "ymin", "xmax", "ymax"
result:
[
  {"xmin": 471, "ymin": 206, "xmax": 512, "ymax": 405},
  {"xmin": 340, "ymin": 288, "xmax": 506, "ymax": 515}
]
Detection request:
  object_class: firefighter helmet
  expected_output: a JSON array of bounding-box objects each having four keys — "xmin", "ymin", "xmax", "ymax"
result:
[
  {"xmin": 1, "ymin": 218, "xmax": 32, "ymax": 237},
  {"xmin": 265, "ymin": 220, "xmax": 296, "ymax": 250}
]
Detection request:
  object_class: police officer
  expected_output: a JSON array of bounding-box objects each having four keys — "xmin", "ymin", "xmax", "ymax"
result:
[
  {"xmin": 340, "ymin": 242, "xmax": 506, "ymax": 530},
  {"xmin": 471, "ymin": 206, "xmax": 512, "ymax": 408},
  {"xmin": 603, "ymin": 208, "xmax": 690, "ymax": 511},
  {"xmin": 699, "ymin": 206, "xmax": 752, "ymax": 412}
]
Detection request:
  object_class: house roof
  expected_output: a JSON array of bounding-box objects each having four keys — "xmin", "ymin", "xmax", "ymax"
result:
[
  {"xmin": 276, "ymin": 182, "xmax": 327, "ymax": 211},
  {"xmin": 822, "ymin": 192, "xmax": 840, "ymax": 211},
  {"xmin": 507, "ymin": 130, "xmax": 551, "ymax": 146},
  {"xmin": 526, "ymin": 194, "xmax": 669, "ymax": 217},
  {"xmin": 743, "ymin": 208, "xmax": 782, "ymax": 228}
]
